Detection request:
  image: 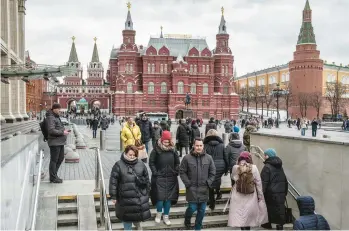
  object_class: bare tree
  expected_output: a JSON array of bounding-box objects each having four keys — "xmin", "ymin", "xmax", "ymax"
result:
[
  {"xmin": 283, "ymin": 83, "xmax": 293, "ymax": 119},
  {"xmin": 238, "ymin": 88, "xmax": 246, "ymax": 112},
  {"xmin": 310, "ymin": 92, "xmax": 323, "ymax": 119},
  {"xmin": 250, "ymin": 87, "xmax": 259, "ymax": 113},
  {"xmin": 298, "ymin": 92, "xmax": 310, "ymax": 118},
  {"xmin": 325, "ymin": 82, "xmax": 348, "ymax": 120},
  {"xmin": 259, "ymin": 86, "xmax": 266, "ymax": 118},
  {"xmin": 264, "ymin": 89, "xmax": 274, "ymax": 117}
]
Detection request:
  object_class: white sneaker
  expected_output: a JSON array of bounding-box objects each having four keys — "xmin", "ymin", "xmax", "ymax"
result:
[
  {"xmin": 163, "ymin": 215, "xmax": 171, "ymax": 226},
  {"xmin": 155, "ymin": 212, "xmax": 162, "ymax": 223}
]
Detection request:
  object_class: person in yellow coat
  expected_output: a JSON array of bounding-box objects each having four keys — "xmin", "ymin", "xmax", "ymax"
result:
[{"xmin": 121, "ymin": 117, "xmax": 142, "ymax": 150}]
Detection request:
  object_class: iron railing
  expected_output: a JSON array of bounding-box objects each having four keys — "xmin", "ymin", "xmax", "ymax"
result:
[
  {"xmin": 91, "ymin": 147, "xmax": 112, "ymax": 230},
  {"xmin": 30, "ymin": 149, "xmax": 44, "ymax": 230}
]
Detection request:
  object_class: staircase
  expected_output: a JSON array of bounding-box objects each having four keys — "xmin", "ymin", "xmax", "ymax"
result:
[
  {"xmin": 1, "ymin": 120, "xmax": 40, "ymax": 141},
  {"xmin": 38, "ymin": 191, "xmax": 293, "ymax": 230}
]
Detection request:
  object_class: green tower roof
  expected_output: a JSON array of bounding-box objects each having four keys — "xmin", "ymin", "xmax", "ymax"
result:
[
  {"xmin": 304, "ymin": 0, "xmax": 311, "ymax": 10},
  {"xmin": 297, "ymin": 0, "xmax": 316, "ymax": 45},
  {"xmin": 91, "ymin": 42, "xmax": 99, "ymax": 62},
  {"xmin": 68, "ymin": 38, "xmax": 79, "ymax": 62}
]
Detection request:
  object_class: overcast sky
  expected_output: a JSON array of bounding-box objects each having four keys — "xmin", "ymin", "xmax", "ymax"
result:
[{"xmin": 26, "ymin": 0, "xmax": 349, "ymax": 78}]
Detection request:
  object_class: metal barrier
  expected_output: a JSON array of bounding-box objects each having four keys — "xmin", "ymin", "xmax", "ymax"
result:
[
  {"xmin": 91, "ymin": 147, "xmax": 112, "ymax": 230},
  {"xmin": 30, "ymin": 149, "xmax": 44, "ymax": 230}
]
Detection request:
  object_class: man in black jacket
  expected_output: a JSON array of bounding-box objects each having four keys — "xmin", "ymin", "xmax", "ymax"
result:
[
  {"xmin": 205, "ymin": 117, "xmax": 217, "ymax": 136},
  {"xmin": 46, "ymin": 103, "xmax": 70, "ymax": 183},
  {"xmin": 137, "ymin": 113, "xmax": 153, "ymax": 153},
  {"xmin": 180, "ymin": 138, "xmax": 216, "ymax": 230}
]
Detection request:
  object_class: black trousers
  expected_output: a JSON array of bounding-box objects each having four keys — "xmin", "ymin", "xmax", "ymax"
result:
[
  {"xmin": 179, "ymin": 146, "xmax": 189, "ymax": 156},
  {"xmin": 312, "ymin": 129, "xmax": 317, "ymax": 137},
  {"xmin": 49, "ymin": 145, "xmax": 65, "ymax": 181}
]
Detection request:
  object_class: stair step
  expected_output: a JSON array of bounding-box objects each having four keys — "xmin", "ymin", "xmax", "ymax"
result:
[
  {"xmin": 57, "ymin": 225, "xmax": 78, "ymax": 230},
  {"xmin": 111, "ymin": 214, "xmax": 228, "ymax": 230},
  {"xmin": 95, "ymin": 194, "xmax": 230, "ymax": 211},
  {"xmin": 100, "ymin": 203, "xmax": 228, "ymax": 223},
  {"xmin": 57, "ymin": 213, "xmax": 78, "ymax": 226},
  {"xmin": 78, "ymin": 194, "xmax": 98, "ymax": 230},
  {"xmin": 205, "ymin": 223, "xmax": 294, "ymax": 230},
  {"xmin": 58, "ymin": 202, "xmax": 77, "ymax": 213}
]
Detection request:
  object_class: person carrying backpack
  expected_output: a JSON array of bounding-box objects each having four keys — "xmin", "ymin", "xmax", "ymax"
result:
[{"xmin": 227, "ymin": 151, "xmax": 268, "ymax": 230}]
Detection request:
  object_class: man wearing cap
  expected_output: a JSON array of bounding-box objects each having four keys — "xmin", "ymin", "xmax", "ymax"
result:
[{"xmin": 45, "ymin": 103, "xmax": 70, "ymax": 183}]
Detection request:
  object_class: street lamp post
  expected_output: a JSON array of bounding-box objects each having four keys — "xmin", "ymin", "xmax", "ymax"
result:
[{"xmin": 273, "ymin": 83, "xmax": 283, "ymax": 128}]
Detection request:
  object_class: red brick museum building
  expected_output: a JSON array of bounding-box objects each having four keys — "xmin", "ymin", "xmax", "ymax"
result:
[{"xmin": 107, "ymin": 6, "xmax": 239, "ymax": 119}]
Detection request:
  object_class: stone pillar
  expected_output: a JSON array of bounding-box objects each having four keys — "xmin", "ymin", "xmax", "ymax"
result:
[
  {"xmin": 1, "ymin": 82, "xmax": 16, "ymax": 123},
  {"xmin": 10, "ymin": 78, "xmax": 23, "ymax": 121},
  {"xmin": 19, "ymin": 80, "xmax": 29, "ymax": 120}
]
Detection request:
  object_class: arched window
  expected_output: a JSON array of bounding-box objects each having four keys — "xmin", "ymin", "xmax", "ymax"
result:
[
  {"xmin": 161, "ymin": 82, "xmax": 167, "ymax": 94},
  {"xmin": 223, "ymin": 85, "xmax": 229, "ymax": 95},
  {"xmin": 130, "ymin": 64, "xmax": 133, "ymax": 72},
  {"xmin": 164, "ymin": 64, "xmax": 168, "ymax": 73},
  {"xmin": 190, "ymin": 65, "xmax": 193, "ymax": 73},
  {"xmin": 194, "ymin": 65, "xmax": 197, "ymax": 73},
  {"xmin": 282, "ymin": 74, "xmax": 286, "ymax": 82},
  {"xmin": 225, "ymin": 65, "xmax": 228, "ymax": 74},
  {"xmin": 221, "ymin": 65, "xmax": 225, "ymax": 75},
  {"xmin": 202, "ymin": 65, "xmax": 205, "ymax": 73},
  {"xmin": 203, "ymin": 83, "xmax": 209, "ymax": 95},
  {"xmin": 147, "ymin": 63, "xmax": 151, "ymax": 73},
  {"xmin": 286, "ymin": 72, "xmax": 290, "ymax": 81},
  {"xmin": 177, "ymin": 81, "xmax": 184, "ymax": 94},
  {"xmin": 160, "ymin": 64, "xmax": 164, "ymax": 73},
  {"xmin": 190, "ymin": 83, "xmax": 197, "ymax": 94},
  {"xmin": 126, "ymin": 64, "xmax": 129, "ymax": 72},
  {"xmin": 127, "ymin": 82, "xmax": 133, "ymax": 93},
  {"xmin": 206, "ymin": 65, "xmax": 210, "ymax": 74},
  {"xmin": 327, "ymin": 74, "xmax": 335, "ymax": 83},
  {"xmin": 148, "ymin": 82, "xmax": 155, "ymax": 94},
  {"xmin": 151, "ymin": 64, "xmax": 155, "ymax": 73}
]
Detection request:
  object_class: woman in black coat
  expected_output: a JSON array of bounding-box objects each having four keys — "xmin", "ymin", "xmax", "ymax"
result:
[
  {"xmin": 149, "ymin": 131, "xmax": 180, "ymax": 226},
  {"xmin": 261, "ymin": 148, "xmax": 288, "ymax": 230},
  {"xmin": 109, "ymin": 145, "xmax": 151, "ymax": 231},
  {"xmin": 203, "ymin": 129, "xmax": 229, "ymax": 210}
]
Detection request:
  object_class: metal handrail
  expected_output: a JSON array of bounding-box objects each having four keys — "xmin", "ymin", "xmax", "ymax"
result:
[
  {"xmin": 30, "ymin": 149, "xmax": 44, "ymax": 230},
  {"xmin": 91, "ymin": 147, "xmax": 112, "ymax": 231},
  {"xmin": 250, "ymin": 145, "xmax": 301, "ymax": 199}
]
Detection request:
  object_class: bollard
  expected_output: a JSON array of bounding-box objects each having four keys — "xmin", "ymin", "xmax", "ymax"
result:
[
  {"xmin": 120, "ymin": 131, "xmax": 123, "ymax": 151},
  {"xmin": 94, "ymin": 153, "xmax": 100, "ymax": 191},
  {"xmin": 222, "ymin": 133, "xmax": 228, "ymax": 146},
  {"xmin": 100, "ymin": 130, "xmax": 106, "ymax": 151}
]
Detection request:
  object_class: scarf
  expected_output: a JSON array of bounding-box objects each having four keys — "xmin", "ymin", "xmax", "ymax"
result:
[
  {"xmin": 124, "ymin": 153, "xmax": 137, "ymax": 162},
  {"xmin": 191, "ymin": 150, "xmax": 204, "ymax": 156},
  {"xmin": 157, "ymin": 139, "xmax": 174, "ymax": 151}
]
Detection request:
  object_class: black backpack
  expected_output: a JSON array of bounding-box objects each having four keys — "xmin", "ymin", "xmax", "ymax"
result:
[{"xmin": 40, "ymin": 118, "xmax": 48, "ymax": 142}]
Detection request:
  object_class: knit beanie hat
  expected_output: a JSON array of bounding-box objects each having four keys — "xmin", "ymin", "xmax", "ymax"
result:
[
  {"xmin": 264, "ymin": 148, "xmax": 277, "ymax": 157},
  {"xmin": 238, "ymin": 151, "xmax": 253, "ymax": 164},
  {"xmin": 206, "ymin": 129, "xmax": 218, "ymax": 137},
  {"xmin": 233, "ymin": 125, "xmax": 240, "ymax": 133},
  {"xmin": 161, "ymin": 130, "xmax": 171, "ymax": 141},
  {"xmin": 52, "ymin": 103, "xmax": 61, "ymax": 110}
]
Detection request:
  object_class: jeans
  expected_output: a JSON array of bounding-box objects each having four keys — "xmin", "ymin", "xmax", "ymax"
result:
[
  {"xmin": 123, "ymin": 222, "xmax": 140, "ymax": 231},
  {"xmin": 156, "ymin": 200, "xmax": 171, "ymax": 215},
  {"xmin": 312, "ymin": 129, "xmax": 317, "ymax": 137},
  {"xmin": 92, "ymin": 129, "xmax": 97, "ymax": 138},
  {"xmin": 49, "ymin": 145, "xmax": 65, "ymax": 181},
  {"xmin": 301, "ymin": 128, "xmax": 306, "ymax": 136},
  {"xmin": 179, "ymin": 146, "xmax": 189, "ymax": 157},
  {"xmin": 144, "ymin": 141, "xmax": 149, "ymax": 153},
  {"xmin": 184, "ymin": 202, "xmax": 207, "ymax": 230}
]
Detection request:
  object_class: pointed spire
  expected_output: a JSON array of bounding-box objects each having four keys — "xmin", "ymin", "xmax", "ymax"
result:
[
  {"xmin": 297, "ymin": 0, "xmax": 316, "ymax": 44},
  {"xmin": 125, "ymin": 1, "xmax": 134, "ymax": 30},
  {"xmin": 218, "ymin": 7, "xmax": 227, "ymax": 34},
  {"xmin": 91, "ymin": 37, "xmax": 100, "ymax": 62},
  {"xmin": 160, "ymin": 26, "xmax": 163, "ymax": 38},
  {"xmin": 68, "ymin": 36, "xmax": 79, "ymax": 62}
]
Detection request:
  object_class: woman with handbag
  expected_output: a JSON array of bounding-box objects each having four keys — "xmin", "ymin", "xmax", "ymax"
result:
[
  {"xmin": 121, "ymin": 117, "xmax": 142, "ymax": 149},
  {"xmin": 260, "ymin": 148, "xmax": 288, "ymax": 230},
  {"xmin": 227, "ymin": 151, "xmax": 268, "ymax": 230},
  {"xmin": 149, "ymin": 131, "xmax": 180, "ymax": 226},
  {"xmin": 109, "ymin": 145, "xmax": 151, "ymax": 231}
]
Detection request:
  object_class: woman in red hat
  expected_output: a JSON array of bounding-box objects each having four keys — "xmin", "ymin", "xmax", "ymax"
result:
[{"xmin": 149, "ymin": 131, "xmax": 180, "ymax": 226}]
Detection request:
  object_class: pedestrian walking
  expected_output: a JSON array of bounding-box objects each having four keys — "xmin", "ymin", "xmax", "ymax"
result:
[
  {"xmin": 205, "ymin": 117, "xmax": 217, "ymax": 136},
  {"xmin": 46, "ymin": 103, "xmax": 70, "ymax": 183},
  {"xmin": 149, "ymin": 131, "xmax": 180, "ymax": 226},
  {"xmin": 225, "ymin": 132, "xmax": 246, "ymax": 178},
  {"xmin": 100, "ymin": 115, "xmax": 109, "ymax": 131},
  {"xmin": 203, "ymin": 129, "xmax": 229, "ymax": 210},
  {"xmin": 190, "ymin": 120, "xmax": 200, "ymax": 147},
  {"xmin": 176, "ymin": 119, "xmax": 190, "ymax": 157},
  {"xmin": 293, "ymin": 196, "xmax": 330, "ymax": 230},
  {"xmin": 260, "ymin": 149, "xmax": 288, "ymax": 230},
  {"xmin": 301, "ymin": 118, "xmax": 307, "ymax": 136},
  {"xmin": 121, "ymin": 117, "xmax": 142, "ymax": 151},
  {"xmin": 137, "ymin": 113, "xmax": 153, "ymax": 153},
  {"xmin": 151, "ymin": 121, "xmax": 163, "ymax": 149},
  {"xmin": 109, "ymin": 145, "xmax": 151, "ymax": 231},
  {"xmin": 91, "ymin": 118, "xmax": 99, "ymax": 138},
  {"xmin": 227, "ymin": 151, "xmax": 268, "ymax": 230},
  {"xmin": 311, "ymin": 118, "xmax": 318, "ymax": 137},
  {"xmin": 243, "ymin": 125, "xmax": 256, "ymax": 152},
  {"xmin": 224, "ymin": 120, "xmax": 233, "ymax": 133},
  {"xmin": 180, "ymin": 138, "xmax": 216, "ymax": 230}
]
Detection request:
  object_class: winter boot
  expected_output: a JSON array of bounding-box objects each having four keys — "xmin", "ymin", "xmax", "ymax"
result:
[
  {"xmin": 163, "ymin": 215, "xmax": 171, "ymax": 226},
  {"xmin": 216, "ymin": 189, "xmax": 222, "ymax": 200},
  {"xmin": 135, "ymin": 222, "xmax": 143, "ymax": 231},
  {"xmin": 155, "ymin": 212, "xmax": 162, "ymax": 223}
]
